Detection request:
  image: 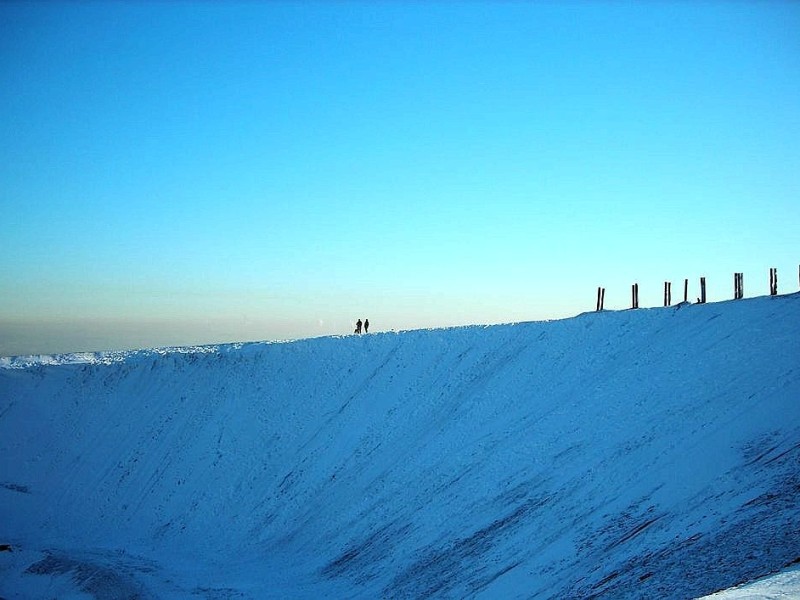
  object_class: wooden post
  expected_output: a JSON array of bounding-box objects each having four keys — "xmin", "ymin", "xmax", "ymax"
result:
[
  {"xmin": 734, "ymin": 273, "xmax": 744, "ymax": 299},
  {"xmin": 664, "ymin": 281, "xmax": 672, "ymax": 306},
  {"xmin": 684, "ymin": 278, "xmax": 688, "ymax": 303},
  {"xmin": 700, "ymin": 277, "xmax": 706, "ymax": 304},
  {"xmin": 632, "ymin": 283, "xmax": 639, "ymax": 309},
  {"xmin": 601, "ymin": 287, "xmax": 605, "ymax": 310},
  {"xmin": 770, "ymin": 268, "xmax": 778, "ymax": 295},
  {"xmin": 596, "ymin": 287, "xmax": 603, "ymax": 311}
]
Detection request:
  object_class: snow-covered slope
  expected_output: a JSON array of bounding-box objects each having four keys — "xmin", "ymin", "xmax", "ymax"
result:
[
  {"xmin": 699, "ymin": 563, "xmax": 800, "ymax": 599},
  {"xmin": 1, "ymin": 295, "xmax": 799, "ymax": 599}
]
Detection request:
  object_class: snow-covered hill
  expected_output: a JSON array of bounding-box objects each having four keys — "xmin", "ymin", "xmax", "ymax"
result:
[{"xmin": 1, "ymin": 295, "xmax": 799, "ymax": 599}]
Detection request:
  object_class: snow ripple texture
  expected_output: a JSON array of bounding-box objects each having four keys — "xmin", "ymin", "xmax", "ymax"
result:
[{"xmin": 1, "ymin": 294, "xmax": 799, "ymax": 599}]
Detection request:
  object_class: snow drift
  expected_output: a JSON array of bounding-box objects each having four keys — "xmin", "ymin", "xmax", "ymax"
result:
[{"xmin": 1, "ymin": 295, "xmax": 799, "ymax": 598}]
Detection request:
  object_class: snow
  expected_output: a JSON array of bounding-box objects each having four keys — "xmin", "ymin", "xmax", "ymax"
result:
[
  {"xmin": 698, "ymin": 564, "xmax": 800, "ymax": 599},
  {"xmin": 1, "ymin": 294, "xmax": 799, "ymax": 598}
]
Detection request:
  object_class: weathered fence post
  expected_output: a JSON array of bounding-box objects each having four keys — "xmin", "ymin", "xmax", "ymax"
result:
[
  {"xmin": 684, "ymin": 279, "xmax": 689, "ymax": 303},
  {"xmin": 734, "ymin": 272, "xmax": 744, "ymax": 299},
  {"xmin": 664, "ymin": 281, "xmax": 671, "ymax": 306},
  {"xmin": 596, "ymin": 287, "xmax": 606, "ymax": 311},
  {"xmin": 632, "ymin": 283, "xmax": 639, "ymax": 309},
  {"xmin": 700, "ymin": 277, "xmax": 707, "ymax": 304},
  {"xmin": 770, "ymin": 268, "xmax": 778, "ymax": 295}
]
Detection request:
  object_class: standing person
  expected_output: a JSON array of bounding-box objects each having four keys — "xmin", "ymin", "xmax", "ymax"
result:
[
  {"xmin": 364, "ymin": 319, "xmax": 369, "ymax": 333},
  {"xmin": 355, "ymin": 319, "xmax": 362, "ymax": 334}
]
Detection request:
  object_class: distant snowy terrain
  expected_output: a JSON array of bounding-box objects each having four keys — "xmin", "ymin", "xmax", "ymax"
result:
[{"xmin": 1, "ymin": 295, "xmax": 799, "ymax": 599}]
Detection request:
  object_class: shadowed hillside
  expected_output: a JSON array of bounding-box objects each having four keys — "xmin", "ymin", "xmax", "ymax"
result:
[{"xmin": 1, "ymin": 295, "xmax": 799, "ymax": 598}]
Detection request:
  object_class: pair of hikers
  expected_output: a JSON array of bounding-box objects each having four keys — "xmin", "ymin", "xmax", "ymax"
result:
[{"xmin": 355, "ymin": 318, "xmax": 369, "ymax": 334}]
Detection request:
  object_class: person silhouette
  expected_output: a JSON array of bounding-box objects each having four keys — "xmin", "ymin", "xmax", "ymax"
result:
[
  {"xmin": 364, "ymin": 319, "xmax": 369, "ymax": 333},
  {"xmin": 355, "ymin": 319, "xmax": 363, "ymax": 334}
]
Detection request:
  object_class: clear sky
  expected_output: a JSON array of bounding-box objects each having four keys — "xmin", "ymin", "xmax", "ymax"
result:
[{"xmin": 1, "ymin": 1, "xmax": 799, "ymax": 355}]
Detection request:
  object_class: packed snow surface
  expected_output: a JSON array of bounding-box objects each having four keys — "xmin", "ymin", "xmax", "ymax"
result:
[
  {"xmin": 698, "ymin": 564, "xmax": 800, "ymax": 599},
  {"xmin": 1, "ymin": 295, "xmax": 799, "ymax": 598}
]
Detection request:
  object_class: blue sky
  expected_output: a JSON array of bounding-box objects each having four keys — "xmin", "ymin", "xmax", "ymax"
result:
[{"xmin": 1, "ymin": 1, "xmax": 799, "ymax": 354}]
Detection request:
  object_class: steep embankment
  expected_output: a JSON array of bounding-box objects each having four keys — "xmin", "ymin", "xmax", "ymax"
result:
[{"xmin": 1, "ymin": 295, "xmax": 799, "ymax": 599}]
